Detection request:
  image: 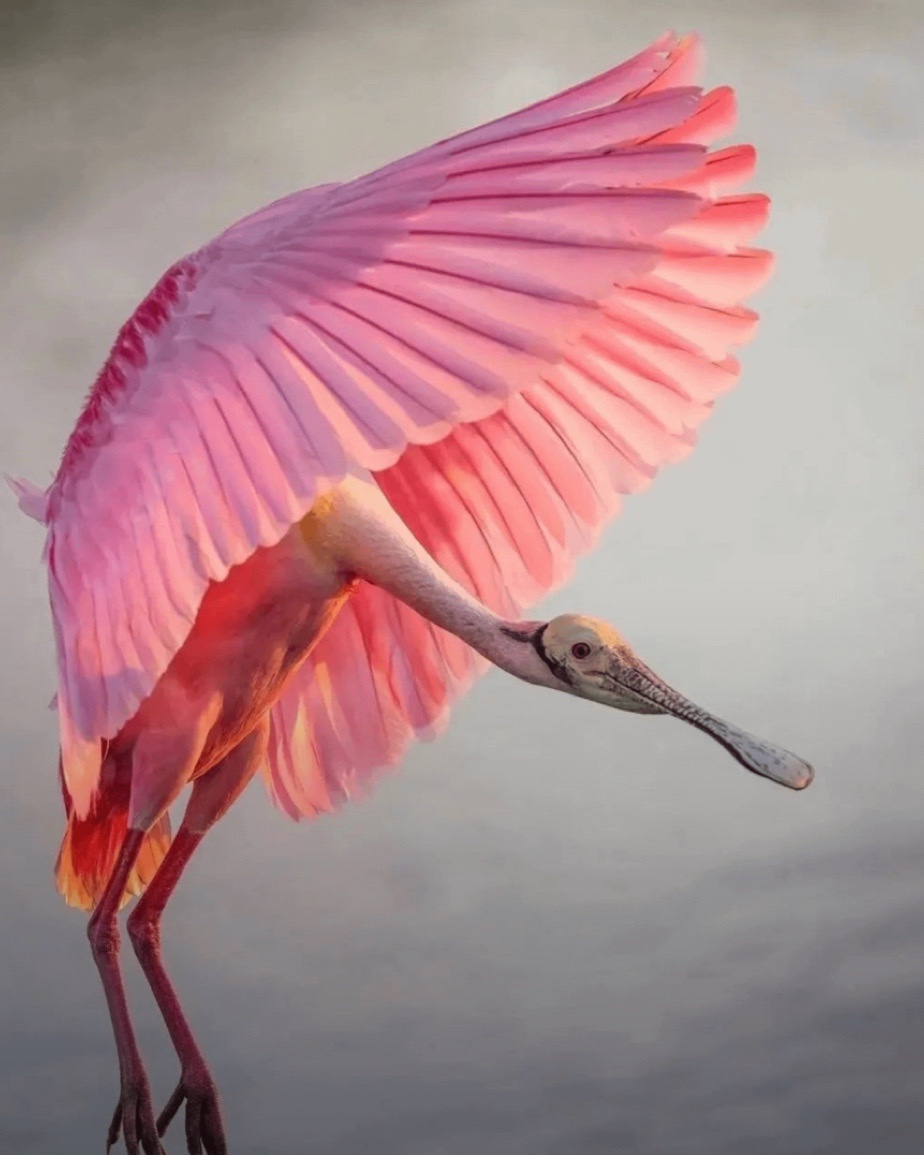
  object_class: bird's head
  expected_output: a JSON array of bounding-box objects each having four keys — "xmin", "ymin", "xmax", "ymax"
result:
[{"xmin": 516, "ymin": 613, "xmax": 813, "ymax": 791}]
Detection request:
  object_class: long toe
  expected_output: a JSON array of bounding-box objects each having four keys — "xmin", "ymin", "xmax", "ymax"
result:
[
  {"xmin": 108, "ymin": 1076, "xmax": 166, "ymax": 1155},
  {"xmin": 157, "ymin": 1071, "xmax": 228, "ymax": 1155}
]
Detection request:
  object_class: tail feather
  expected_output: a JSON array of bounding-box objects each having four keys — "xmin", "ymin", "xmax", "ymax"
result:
[
  {"xmin": 55, "ymin": 793, "xmax": 171, "ymax": 911},
  {"xmin": 5, "ymin": 473, "xmax": 50, "ymax": 523}
]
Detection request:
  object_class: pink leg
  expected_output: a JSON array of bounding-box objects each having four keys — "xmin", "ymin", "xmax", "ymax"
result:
[
  {"xmin": 87, "ymin": 830, "xmax": 165, "ymax": 1155},
  {"xmin": 128, "ymin": 829, "xmax": 221, "ymax": 1154},
  {"xmin": 126, "ymin": 723, "xmax": 268, "ymax": 1155}
]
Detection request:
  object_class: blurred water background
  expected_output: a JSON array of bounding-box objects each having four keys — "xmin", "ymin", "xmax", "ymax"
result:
[{"xmin": 1, "ymin": 1, "xmax": 923, "ymax": 1151}]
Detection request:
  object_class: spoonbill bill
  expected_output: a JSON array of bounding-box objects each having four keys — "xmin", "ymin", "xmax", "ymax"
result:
[{"xmin": 9, "ymin": 32, "xmax": 813, "ymax": 1155}]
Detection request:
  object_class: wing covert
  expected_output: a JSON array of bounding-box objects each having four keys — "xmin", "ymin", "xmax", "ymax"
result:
[{"xmin": 28, "ymin": 33, "xmax": 771, "ymax": 816}]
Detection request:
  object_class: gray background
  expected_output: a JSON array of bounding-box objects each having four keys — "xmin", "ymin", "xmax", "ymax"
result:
[{"xmin": 1, "ymin": 1, "xmax": 923, "ymax": 1152}]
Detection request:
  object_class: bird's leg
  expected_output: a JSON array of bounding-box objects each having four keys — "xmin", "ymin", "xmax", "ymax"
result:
[
  {"xmin": 128, "ymin": 828, "xmax": 219, "ymax": 1153},
  {"xmin": 127, "ymin": 721, "xmax": 269, "ymax": 1155},
  {"xmin": 87, "ymin": 829, "xmax": 165, "ymax": 1155}
]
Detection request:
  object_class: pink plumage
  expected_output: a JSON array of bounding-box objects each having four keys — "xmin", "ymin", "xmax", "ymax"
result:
[
  {"xmin": 12, "ymin": 34, "xmax": 813, "ymax": 1153},
  {"xmin": 23, "ymin": 32, "xmax": 771, "ymax": 823}
]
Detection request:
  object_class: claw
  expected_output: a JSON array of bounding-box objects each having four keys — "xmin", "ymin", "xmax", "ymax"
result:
[
  {"xmin": 157, "ymin": 1073, "xmax": 228, "ymax": 1155},
  {"xmin": 107, "ymin": 1077, "xmax": 166, "ymax": 1155},
  {"xmin": 156, "ymin": 1082, "xmax": 185, "ymax": 1137},
  {"xmin": 106, "ymin": 1101, "xmax": 122, "ymax": 1152}
]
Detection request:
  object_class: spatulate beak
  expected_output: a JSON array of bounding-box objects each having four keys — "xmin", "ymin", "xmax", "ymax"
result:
[{"xmin": 609, "ymin": 655, "xmax": 814, "ymax": 791}]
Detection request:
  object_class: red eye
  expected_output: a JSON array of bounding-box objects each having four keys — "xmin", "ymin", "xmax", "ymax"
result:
[{"xmin": 571, "ymin": 642, "xmax": 592, "ymax": 660}]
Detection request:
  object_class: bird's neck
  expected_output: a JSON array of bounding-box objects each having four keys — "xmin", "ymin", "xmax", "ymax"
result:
[{"xmin": 316, "ymin": 476, "xmax": 556, "ymax": 687}]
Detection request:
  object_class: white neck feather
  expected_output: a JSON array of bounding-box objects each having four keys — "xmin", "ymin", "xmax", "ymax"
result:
[{"xmin": 319, "ymin": 477, "xmax": 557, "ymax": 688}]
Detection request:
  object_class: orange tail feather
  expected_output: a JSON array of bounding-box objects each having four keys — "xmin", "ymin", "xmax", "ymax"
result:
[{"xmin": 55, "ymin": 796, "xmax": 172, "ymax": 912}]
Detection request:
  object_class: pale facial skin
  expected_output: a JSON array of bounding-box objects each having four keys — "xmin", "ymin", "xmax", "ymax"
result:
[{"xmin": 532, "ymin": 614, "xmax": 814, "ymax": 791}]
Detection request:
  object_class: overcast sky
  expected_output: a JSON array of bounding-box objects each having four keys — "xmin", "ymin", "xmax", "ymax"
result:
[{"xmin": 1, "ymin": 1, "xmax": 923, "ymax": 1152}]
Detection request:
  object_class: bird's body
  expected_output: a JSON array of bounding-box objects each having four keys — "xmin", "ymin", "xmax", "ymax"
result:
[
  {"xmin": 10, "ymin": 33, "xmax": 815, "ymax": 1154},
  {"xmin": 55, "ymin": 502, "xmax": 356, "ymax": 910},
  {"xmin": 117, "ymin": 510, "xmax": 353, "ymax": 794}
]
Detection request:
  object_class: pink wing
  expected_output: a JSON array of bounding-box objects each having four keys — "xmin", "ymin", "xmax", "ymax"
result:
[{"xmin": 29, "ymin": 32, "xmax": 772, "ymax": 818}]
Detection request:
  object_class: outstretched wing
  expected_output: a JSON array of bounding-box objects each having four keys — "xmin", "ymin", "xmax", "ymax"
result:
[
  {"xmin": 262, "ymin": 59, "xmax": 771, "ymax": 817},
  {"xmin": 31, "ymin": 32, "xmax": 771, "ymax": 817}
]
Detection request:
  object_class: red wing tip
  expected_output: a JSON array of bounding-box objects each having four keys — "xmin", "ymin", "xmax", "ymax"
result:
[
  {"xmin": 707, "ymin": 143, "xmax": 756, "ymax": 170},
  {"xmin": 719, "ymin": 192, "xmax": 772, "ymax": 223},
  {"xmin": 740, "ymin": 246, "xmax": 776, "ymax": 284},
  {"xmin": 703, "ymin": 85, "xmax": 737, "ymax": 117},
  {"xmin": 656, "ymin": 30, "xmax": 701, "ymax": 55}
]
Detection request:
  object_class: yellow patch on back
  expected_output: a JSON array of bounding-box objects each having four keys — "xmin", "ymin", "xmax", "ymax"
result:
[
  {"xmin": 298, "ymin": 491, "xmax": 338, "ymax": 545},
  {"xmin": 297, "ymin": 491, "xmax": 344, "ymax": 571},
  {"xmin": 296, "ymin": 488, "xmax": 352, "ymax": 589}
]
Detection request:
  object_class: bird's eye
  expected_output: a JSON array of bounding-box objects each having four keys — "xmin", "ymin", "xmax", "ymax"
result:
[{"xmin": 571, "ymin": 642, "xmax": 592, "ymax": 660}]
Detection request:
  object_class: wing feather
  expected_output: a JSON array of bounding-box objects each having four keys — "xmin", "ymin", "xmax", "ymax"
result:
[{"xmin": 28, "ymin": 34, "xmax": 772, "ymax": 815}]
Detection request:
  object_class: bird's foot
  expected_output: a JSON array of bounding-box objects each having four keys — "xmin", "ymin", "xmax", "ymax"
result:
[
  {"xmin": 157, "ymin": 1065, "xmax": 228, "ymax": 1155},
  {"xmin": 106, "ymin": 1068, "xmax": 166, "ymax": 1155}
]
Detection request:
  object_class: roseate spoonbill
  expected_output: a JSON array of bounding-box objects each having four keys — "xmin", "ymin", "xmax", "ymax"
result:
[{"xmin": 9, "ymin": 32, "xmax": 813, "ymax": 1155}]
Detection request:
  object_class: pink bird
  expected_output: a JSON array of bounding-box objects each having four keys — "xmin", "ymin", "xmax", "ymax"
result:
[{"xmin": 10, "ymin": 32, "xmax": 813, "ymax": 1155}]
